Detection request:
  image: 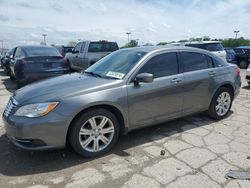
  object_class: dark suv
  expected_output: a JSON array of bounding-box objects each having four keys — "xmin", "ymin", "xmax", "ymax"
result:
[{"xmin": 234, "ymin": 46, "xmax": 250, "ymax": 68}]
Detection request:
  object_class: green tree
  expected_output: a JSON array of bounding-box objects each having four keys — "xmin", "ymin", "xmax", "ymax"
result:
[
  {"xmin": 120, "ymin": 40, "xmax": 138, "ymax": 48},
  {"xmin": 157, "ymin": 42, "xmax": 168, "ymax": 46},
  {"xmin": 221, "ymin": 37, "xmax": 250, "ymax": 48}
]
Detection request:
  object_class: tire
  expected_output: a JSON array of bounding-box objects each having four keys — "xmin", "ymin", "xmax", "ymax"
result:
[
  {"xmin": 69, "ymin": 108, "xmax": 120, "ymax": 157},
  {"xmin": 238, "ymin": 60, "xmax": 248, "ymax": 69},
  {"xmin": 208, "ymin": 87, "xmax": 233, "ymax": 120}
]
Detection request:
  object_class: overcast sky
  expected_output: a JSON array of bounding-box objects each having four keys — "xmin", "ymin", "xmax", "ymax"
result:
[{"xmin": 0, "ymin": 0, "xmax": 250, "ymax": 48}]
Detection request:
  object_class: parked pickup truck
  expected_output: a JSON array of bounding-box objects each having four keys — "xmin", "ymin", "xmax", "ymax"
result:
[{"xmin": 65, "ymin": 40, "xmax": 119, "ymax": 71}]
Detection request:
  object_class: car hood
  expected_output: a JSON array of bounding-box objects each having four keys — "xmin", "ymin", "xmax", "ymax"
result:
[{"xmin": 13, "ymin": 73, "xmax": 123, "ymax": 104}]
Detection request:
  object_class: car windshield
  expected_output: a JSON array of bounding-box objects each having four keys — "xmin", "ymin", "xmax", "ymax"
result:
[
  {"xmin": 204, "ymin": 43, "xmax": 224, "ymax": 51},
  {"xmin": 85, "ymin": 50, "xmax": 147, "ymax": 79},
  {"xmin": 24, "ymin": 47, "xmax": 62, "ymax": 57}
]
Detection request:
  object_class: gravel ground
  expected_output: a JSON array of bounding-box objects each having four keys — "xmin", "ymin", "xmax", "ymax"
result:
[{"xmin": 0, "ymin": 68, "xmax": 249, "ymax": 188}]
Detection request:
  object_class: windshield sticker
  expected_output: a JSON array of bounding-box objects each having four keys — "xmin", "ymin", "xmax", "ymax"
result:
[{"xmin": 106, "ymin": 71, "xmax": 125, "ymax": 79}]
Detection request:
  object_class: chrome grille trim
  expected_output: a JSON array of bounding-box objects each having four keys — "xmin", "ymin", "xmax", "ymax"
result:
[{"xmin": 3, "ymin": 97, "xmax": 18, "ymax": 117}]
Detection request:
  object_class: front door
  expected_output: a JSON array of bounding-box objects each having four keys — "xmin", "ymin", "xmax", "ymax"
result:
[{"xmin": 127, "ymin": 52, "xmax": 184, "ymax": 128}]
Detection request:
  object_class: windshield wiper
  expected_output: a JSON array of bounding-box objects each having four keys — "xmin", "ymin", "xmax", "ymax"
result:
[{"xmin": 84, "ymin": 71, "xmax": 103, "ymax": 78}]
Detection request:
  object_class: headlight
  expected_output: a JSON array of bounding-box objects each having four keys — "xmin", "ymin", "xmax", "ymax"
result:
[{"xmin": 14, "ymin": 102, "xmax": 58, "ymax": 118}]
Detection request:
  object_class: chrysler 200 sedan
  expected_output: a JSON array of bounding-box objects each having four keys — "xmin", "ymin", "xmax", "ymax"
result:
[{"xmin": 3, "ymin": 46, "xmax": 241, "ymax": 157}]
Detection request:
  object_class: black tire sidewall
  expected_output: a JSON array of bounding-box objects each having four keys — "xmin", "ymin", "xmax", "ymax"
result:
[
  {"xmin": 69, "ymin": 108, "xmax": 120, "ymax": 157},
  {"xmin": 208, "ymin": 87, "xmax": 233, "ymax": 120}
]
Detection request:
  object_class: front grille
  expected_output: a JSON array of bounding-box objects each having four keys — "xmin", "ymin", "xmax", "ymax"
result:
[{"xmin": 4, "ymin": 97, "xmax": 18, "ymax": 117}]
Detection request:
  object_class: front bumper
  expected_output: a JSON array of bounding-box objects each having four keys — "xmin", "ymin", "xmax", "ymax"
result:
[{"xmin": 2, "ymin": 111, "xmax": 71, "ymax": 150}]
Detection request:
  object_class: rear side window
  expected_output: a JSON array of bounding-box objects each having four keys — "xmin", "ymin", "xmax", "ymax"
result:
[
  {"xmin": 181, "ymin": 52, "xmax": 209, "ymax": 72},
  {"xmin": 206, "ymin": 56, "xmax": 214, "ymax": 68},
  {"xmin": 88, "ymin": 42, "xmax": 119, "ymax": 52},
  {"xmin": 138, "ymin": 52, "xmax": 178, "ymax": 78}
]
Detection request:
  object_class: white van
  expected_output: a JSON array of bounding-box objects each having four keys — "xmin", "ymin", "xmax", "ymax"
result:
[{"xmin": 185, "ymin": 41, "xmax": 227, "ymax": 60}]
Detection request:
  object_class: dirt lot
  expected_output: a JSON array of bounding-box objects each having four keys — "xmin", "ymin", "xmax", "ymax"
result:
[{"xmin": 0, "ymin": 68, "xmax": 249, "ymax": 188}]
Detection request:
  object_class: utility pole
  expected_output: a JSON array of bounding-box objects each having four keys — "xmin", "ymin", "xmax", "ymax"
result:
[
  {"xmin": 42, "ymin": 34, "xmax": 47, "ymax": 45},
  {"xmin": 234, "ymin": 30, "xmax": 240, "ymax": 39},
  {"xmin": 126, "ymin": 32, "xmax": 131, "ymax": 44}
]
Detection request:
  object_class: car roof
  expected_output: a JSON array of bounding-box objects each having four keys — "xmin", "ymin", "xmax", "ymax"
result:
[
  {"xmin": 79, "ymin": 40, "xmax": 117, "ymax": 43},
  {"xmin": 119, "ymin": 46, "xmax": 212, "ymax": 54},
  {"xmin": 18, "ymin": 45, "xmax": 55, "ymax": 49},
  {"xmin": 185, "ymin": 41, "xmax": 222, "ymax": 44}
]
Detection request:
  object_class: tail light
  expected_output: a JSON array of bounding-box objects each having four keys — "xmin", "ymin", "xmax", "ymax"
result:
[{"xmin": 236, "ymin": 67, "xmax": 240, "ymax": 77}]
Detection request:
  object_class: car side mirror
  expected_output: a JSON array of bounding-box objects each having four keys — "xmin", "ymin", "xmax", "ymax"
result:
[{"xmin": 135, "ymin": 73, "xmax": 154, "ymax": 83}]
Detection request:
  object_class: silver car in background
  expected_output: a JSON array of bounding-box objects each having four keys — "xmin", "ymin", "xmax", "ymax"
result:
[{"xmin": 3, "ymin": 46, "xmax": 241, "ymax": 157}]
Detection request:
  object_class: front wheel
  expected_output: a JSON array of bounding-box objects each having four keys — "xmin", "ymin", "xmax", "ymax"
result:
[
  {"xmin": 208, "ymin": 87, "xmax": 233, "ymax": 120},
  {"xmin": 69, "ymin": 108, "xmax": 120, "ymax": 157}
]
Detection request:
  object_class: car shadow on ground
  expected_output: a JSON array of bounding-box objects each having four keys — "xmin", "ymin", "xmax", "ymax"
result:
[
  {"xmin": 0, "ymin": 70, "xmax": 17, "ymax": 93},
  {"xmin": 0, "ymin": 111, "xmax": 233, "ymax": 177},
  {"xmin": 242, "ymin": 85, "xmax": 250, "ymax": 90}
]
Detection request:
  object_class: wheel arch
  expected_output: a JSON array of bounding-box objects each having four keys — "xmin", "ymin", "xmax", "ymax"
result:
[
  {"xmin": 211, "ymin": 82, "xmax": 235, "ymax": 103},
  {"xmin": 66, "ymin": 104, "xmax": 127, "ymax": 145}
]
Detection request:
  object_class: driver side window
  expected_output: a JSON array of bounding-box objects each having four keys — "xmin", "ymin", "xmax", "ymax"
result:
[{"xmin": 138, "ymin": 52, "xmax": 178, "ymax": 78}]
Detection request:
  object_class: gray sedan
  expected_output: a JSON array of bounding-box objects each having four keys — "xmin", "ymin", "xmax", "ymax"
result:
[{"xmin": 2, "ymin": 46, "xmax": 241, "ymax": 157}]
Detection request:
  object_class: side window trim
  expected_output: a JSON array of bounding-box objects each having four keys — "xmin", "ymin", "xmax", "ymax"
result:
[{"xmin": 136, "ymin": 52, "xmax": 179, "ymax": 79}]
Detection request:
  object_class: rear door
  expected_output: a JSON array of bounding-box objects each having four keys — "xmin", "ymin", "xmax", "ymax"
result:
[
  {"xmin": 127, "ymin": 52, "xmax": 184, "ymax": 128},
  {"xmin": 180, "ymin": 51, "xmax": 217, "ymax": 115}
]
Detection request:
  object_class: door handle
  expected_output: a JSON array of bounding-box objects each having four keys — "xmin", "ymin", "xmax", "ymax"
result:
[
  {"xmin": 208, "ymin": 70, "xmax": 216, "ymax": 76},
  {"xmin": 171, "ymin": 77, "xmax": 182, "ymax": 84}
]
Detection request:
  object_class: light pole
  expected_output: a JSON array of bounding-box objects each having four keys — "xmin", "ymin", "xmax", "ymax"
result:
[
  {"xmin": 234, "ymin": 30, "xmax": 240, "ymax": 39},
  {"xmin": 42, "ymin": 34, "xmax": 47, "ymax": 45},
  {"xmin": 126, "ymin": 32, "xmax": 131, "ymax": 44}
]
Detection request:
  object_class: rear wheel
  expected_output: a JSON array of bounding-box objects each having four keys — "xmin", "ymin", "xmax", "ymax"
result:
[
  {"xmin": 238, "ymin": 60, "xmax": 248, "ymax": 69},
  {"xmin": 208, "ymin": 87, "xmax": 233, "ymax": 120},
  {"xmin": 69, "ymin": 108, "xmax": 120, "ymax": 157}
]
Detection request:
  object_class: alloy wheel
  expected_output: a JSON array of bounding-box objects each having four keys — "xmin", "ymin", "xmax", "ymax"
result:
[
  {"xmin": 215, "ymin": 92, "xmax": 231, "ymax": 116},
  {"xmin": 78, "ymin": 116, "xmax": 115, "ymax": 152}
]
